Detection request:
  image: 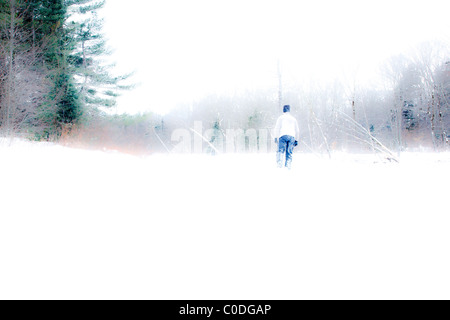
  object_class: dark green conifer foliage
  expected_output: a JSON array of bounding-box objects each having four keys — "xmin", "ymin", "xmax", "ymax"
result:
[
  {"xmin": 32, "ymin": 0, "xmax": 81, "ymax": 128},
  {"xmin": 67, "ymin": 0, "xmax": 131, "ymax": 110}
]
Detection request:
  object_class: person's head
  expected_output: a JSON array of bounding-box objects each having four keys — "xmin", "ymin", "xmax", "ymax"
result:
[{"xmin": 283, "ymin": 105, "xmax": 291, "ymax": 113}]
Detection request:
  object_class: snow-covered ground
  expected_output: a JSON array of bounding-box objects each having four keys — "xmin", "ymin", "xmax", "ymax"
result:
[{"xmin": 1, "ymin": 138, "xmax": 449, "ymax": 299}]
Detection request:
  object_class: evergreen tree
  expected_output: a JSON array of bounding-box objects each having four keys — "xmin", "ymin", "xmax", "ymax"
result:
[
  {"xmin": 29, "ymin": 0, "xmax": 81, "ymax": 129},
  {"xmin": 66, "ymin": 0, "xmax": 131, "ymax": 111}
]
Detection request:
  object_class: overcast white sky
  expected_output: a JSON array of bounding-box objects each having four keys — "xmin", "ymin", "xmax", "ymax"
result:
[{"xmin": 100, "ymin": 0, "xmax": 449, "ymax": 115}]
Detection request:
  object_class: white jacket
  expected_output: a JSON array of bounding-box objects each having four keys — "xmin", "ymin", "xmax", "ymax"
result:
[{"xmin": 274, "ymin": 112, "xmax": 299, "ymax": 139}]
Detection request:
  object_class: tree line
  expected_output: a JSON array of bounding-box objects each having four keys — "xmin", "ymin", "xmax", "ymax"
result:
[
  {"xmin": 157, "ymin": 42, "xmax": 450, "ymax": 156},
  {"xmin": 0, "ymin": 0, "xmax": 128, "ymax": 140}
]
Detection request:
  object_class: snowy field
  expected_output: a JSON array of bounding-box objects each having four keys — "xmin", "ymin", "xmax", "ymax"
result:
[{"xmin": 1, "ymin": 138, "xmax": 450, "ymax": 299}]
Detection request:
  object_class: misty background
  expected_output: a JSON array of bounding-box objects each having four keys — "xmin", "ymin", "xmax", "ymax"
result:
[
  {"xmin": 94, "ymin": 0, "xmax": 450, "ymax": 156},
  {"xmin": 102, "ymin": 0, "xmax": 449, "ymax": 114},
  {"xmin": 1, "ymin": 0, "xmax": 449, "ymax": 155}
]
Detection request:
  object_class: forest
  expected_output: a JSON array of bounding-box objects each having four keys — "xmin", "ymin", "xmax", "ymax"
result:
[
  {"xmin": 0, "ymin": 0, "xmax": 128, "ymax": 139},
  {"xmin": 1, "ymin": 0, "xmax": 449, "ymax": 156}
]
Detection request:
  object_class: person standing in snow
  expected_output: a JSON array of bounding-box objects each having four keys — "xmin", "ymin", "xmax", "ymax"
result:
[{"xmin": 274, "ymin": 105, "xmax": 299, "ymax": 169}]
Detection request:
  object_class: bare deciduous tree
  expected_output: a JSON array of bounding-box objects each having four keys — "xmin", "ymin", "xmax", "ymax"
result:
[{"xmin": 0, "ymin": 0, "xmax": 56, "ymax": 138}]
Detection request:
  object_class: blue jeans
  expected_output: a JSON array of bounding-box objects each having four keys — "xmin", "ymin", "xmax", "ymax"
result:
[{"xmin": 277, "ymin": 135, "xmax": 295, "ymax": 168}]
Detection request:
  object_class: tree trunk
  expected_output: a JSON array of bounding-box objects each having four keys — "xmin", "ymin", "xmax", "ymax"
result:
[
  {"xmin": 5, "ymin": 0, "xmax": 16, "ymax": 134},
  {"xmin": 429, "ymin": 87, "xmax": 437, "ymax": 150},
  {"xmin": 32, "ymin": 10, "xmax": 36, "ymax": 54},
  {"xmin": 396, "ymin": 90, "xmax": 403, "ymax": 155},
  {"xmin": 80, "ymin": 39, "xmax": 87, "ymax": 94},
  {"xmin": 277, "ymin": 59, "xmax": 282, "ymax": 110}
]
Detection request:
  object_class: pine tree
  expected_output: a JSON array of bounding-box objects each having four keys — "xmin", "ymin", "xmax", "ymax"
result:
[
  {"xmin": 33, "ymin": 0, "xmax": 81, "ymax": 129},
  {"xmin": 66, "ymin": 0, "xmax": 131, "ymax": 112}
]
